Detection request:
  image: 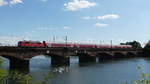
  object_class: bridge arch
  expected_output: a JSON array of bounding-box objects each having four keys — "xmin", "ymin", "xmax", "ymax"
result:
[
  {"xmin": 0, "ymin": 56, "xmax": 9, "ymax": 69},
  {"xmin": 0, "ymin": 54, "xmax": 29, "ymax": 69},
  {"xmin": 30, "ymin": 55, "xmax": 51, "ymax": 68},
  {"xmin": 0, "ymin": 54, "xmax": 20, "ymax": 60}
]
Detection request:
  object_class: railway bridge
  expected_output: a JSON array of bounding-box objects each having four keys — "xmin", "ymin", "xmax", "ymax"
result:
[{"xmin": 0, "ymin": 47, "xmax": 143, "ymax": 69}]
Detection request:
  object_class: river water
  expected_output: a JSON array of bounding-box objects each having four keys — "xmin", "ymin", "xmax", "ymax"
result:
[{"xmin": 1, "ymin": 56, "xmax": 150, "ymax": 84}]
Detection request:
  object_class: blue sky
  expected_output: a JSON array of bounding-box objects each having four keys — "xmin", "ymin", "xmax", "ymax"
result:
[{"xmin": 0, "ymin": 0, "xmax": 150, "ymax": 45}]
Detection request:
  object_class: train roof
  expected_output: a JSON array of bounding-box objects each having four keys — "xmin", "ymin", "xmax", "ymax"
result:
[{"xmin": 19, "ymin": 40, "xmax": 42, "ymax": 43}]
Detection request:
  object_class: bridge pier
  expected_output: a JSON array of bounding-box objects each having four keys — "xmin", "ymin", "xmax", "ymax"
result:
[
  {"xmin": 113, "ymin": 53, "xmax": 126, "ymax": 59},
  {"xmin": 51, "ymin": 55, "xmax": 70, "ymax": 66},
  {"xmin": 9, "ymin": 58, "xmax": 29, "ymax": 69},
  {"xmin": 126, "ymin": 52, "xmax": 137, "ymax": 58},
  {"xmin": 137, "ymin": 52, "xmax": 144, "ymax": 57},
  {"xmin": 79, "ymin": 54, "xmax": 96, "ymax": 63},
  {"xmin": 98, "ymin": 53, "xmax": 112, "ymax": 61}
]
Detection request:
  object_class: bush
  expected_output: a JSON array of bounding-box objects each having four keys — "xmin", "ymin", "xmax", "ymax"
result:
[
  {"xmin": 125, "ymin": 66, "xmax": 150, "ymax": 84},
  {"xmin": 0, "ymin": 70, "xmax": 53, "ymax": 84},
  {"xmin": 0, "ymin": 69, "xmax": 8, "ymax": 84},
  {"xmin": 0, "ymin": 57, "xmax": 3, "ymax": 65}
]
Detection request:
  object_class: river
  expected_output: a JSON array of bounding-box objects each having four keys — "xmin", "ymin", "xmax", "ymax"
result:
[{"xmin": 1, "ymin": 55, "xmax": 150, "ymax": 84}]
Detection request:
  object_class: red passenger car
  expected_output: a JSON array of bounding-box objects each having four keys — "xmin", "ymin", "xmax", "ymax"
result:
[
  {"xmin": 18, "ymin": 41, "xmax": 133, "ymax": 49},
  {"xmin": 46, "ymin": 43, "xmax": 77, "ymax": 47},
  {"xmin": 78, "ymin": 44, "xmax": 96, "ymax": 48}
]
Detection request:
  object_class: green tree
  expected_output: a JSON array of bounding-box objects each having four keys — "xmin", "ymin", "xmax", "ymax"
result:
[
  {"xmin": 125, "ymin": 66, "xmax": 150, "ymax": 84},
  {"xmin": 0, "ymin": 70, "xmax": 53, "ymax": 84},
  {"xmin": 0, "ymin": 57, "xmax": 53, "ymax": 84},
  {"xmin": 143, "ymin": 41, "xmax": 150, "ymax": 56},
  {"xmin": 144, "ymin": 41, "xmax": 150, "ymax": 50},
  {"xmin": 121, "ymin": 41, "xmax": 142, "ymax": 49},
  {"xmin": 132, "ymin": 73, "xmax": 150, "ymax": 84},
  {"xmin": 8, "ymin": 71, "xmax": 33, "ymax": 84},
  {"xmin": 0, "ymin": 69, "xmax": 8, "ymax": 84},
  {"xmin": 0, "ymin": 57, "xmax": 3, "ymax": 65},
  {"xmin": 133, "ymin": 41, "xmax": 142, "ymax": 49}
]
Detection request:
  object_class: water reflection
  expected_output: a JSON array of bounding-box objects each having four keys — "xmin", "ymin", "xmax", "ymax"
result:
[
  {"xmin": 0, "ymin": 56, "xmax": 9, "ymax": 70},
  {"xmin": 2, "ymin": 55, "xmax": 150, "ymax": 84},
  {"xmin": 30, "ymin": 55, "xmax": 51, "ymax": 71},
  {"xmin": 51, "ymin": 66, "xmax": 69, "ymax": 73}
]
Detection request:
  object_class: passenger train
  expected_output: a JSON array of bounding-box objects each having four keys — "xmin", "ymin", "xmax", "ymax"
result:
[{"xmin": 18, "ymin": 40, "xmax": 132, "ymax": 49}]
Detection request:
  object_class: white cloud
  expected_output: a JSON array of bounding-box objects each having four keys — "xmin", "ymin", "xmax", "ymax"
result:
[
  {"xmin": 36, "ymin": 27, "xmax": 52, "ymax": 31},
  {"xmin": 82, "ymin": 16, "xmax": 97, "ymax": 20},
  {"xmin": 0, "ymin": 36, "xmax": 25, "ymax": 46},
  {"xmin": 63, "ymin": 26, "xmax": 72, "ymax": 30},
  {"xmin": 82, "ymin": 14, "xmax": 120, "ymax": 20},
  {"xmin": 40, "ymin": 0, "xmax": 48, "ymax": 2},
  {"xmin": 0, "ymin": 0, "xmax": 23, "ymax": 6},
  {"xmin": 82, "ymin": 16, "xmax": 92, "ymax": 20},
  {"xmin": 64, "ymin": 0, "xmax": 97, "ymax": 11},
  {"xmin": 97, "ymin": 14, "xmax": 120, "ymax": 20},
  {"xmin": 82, "ymin": 14, "xmax": 120, "ymax": 27},
  {"xmin": 0, "ymin": 0, "xmax": 8, "ymax": 6},
  {"xmin": 10, "ymin": 0, "xmax": 23, "ymax": 5},
  {"xmin": 94, "ymin": 23, "xmax": 108, "ymax": 27}
]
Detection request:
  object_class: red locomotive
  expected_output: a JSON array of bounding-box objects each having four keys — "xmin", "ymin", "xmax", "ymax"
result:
[
  {"xmin": 18, "ymin": 41, "xmax": 45, "ymax": 47},
  {"xmin": 18, "ymin": 40, "xmax": 132, "ymax": 49}
]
